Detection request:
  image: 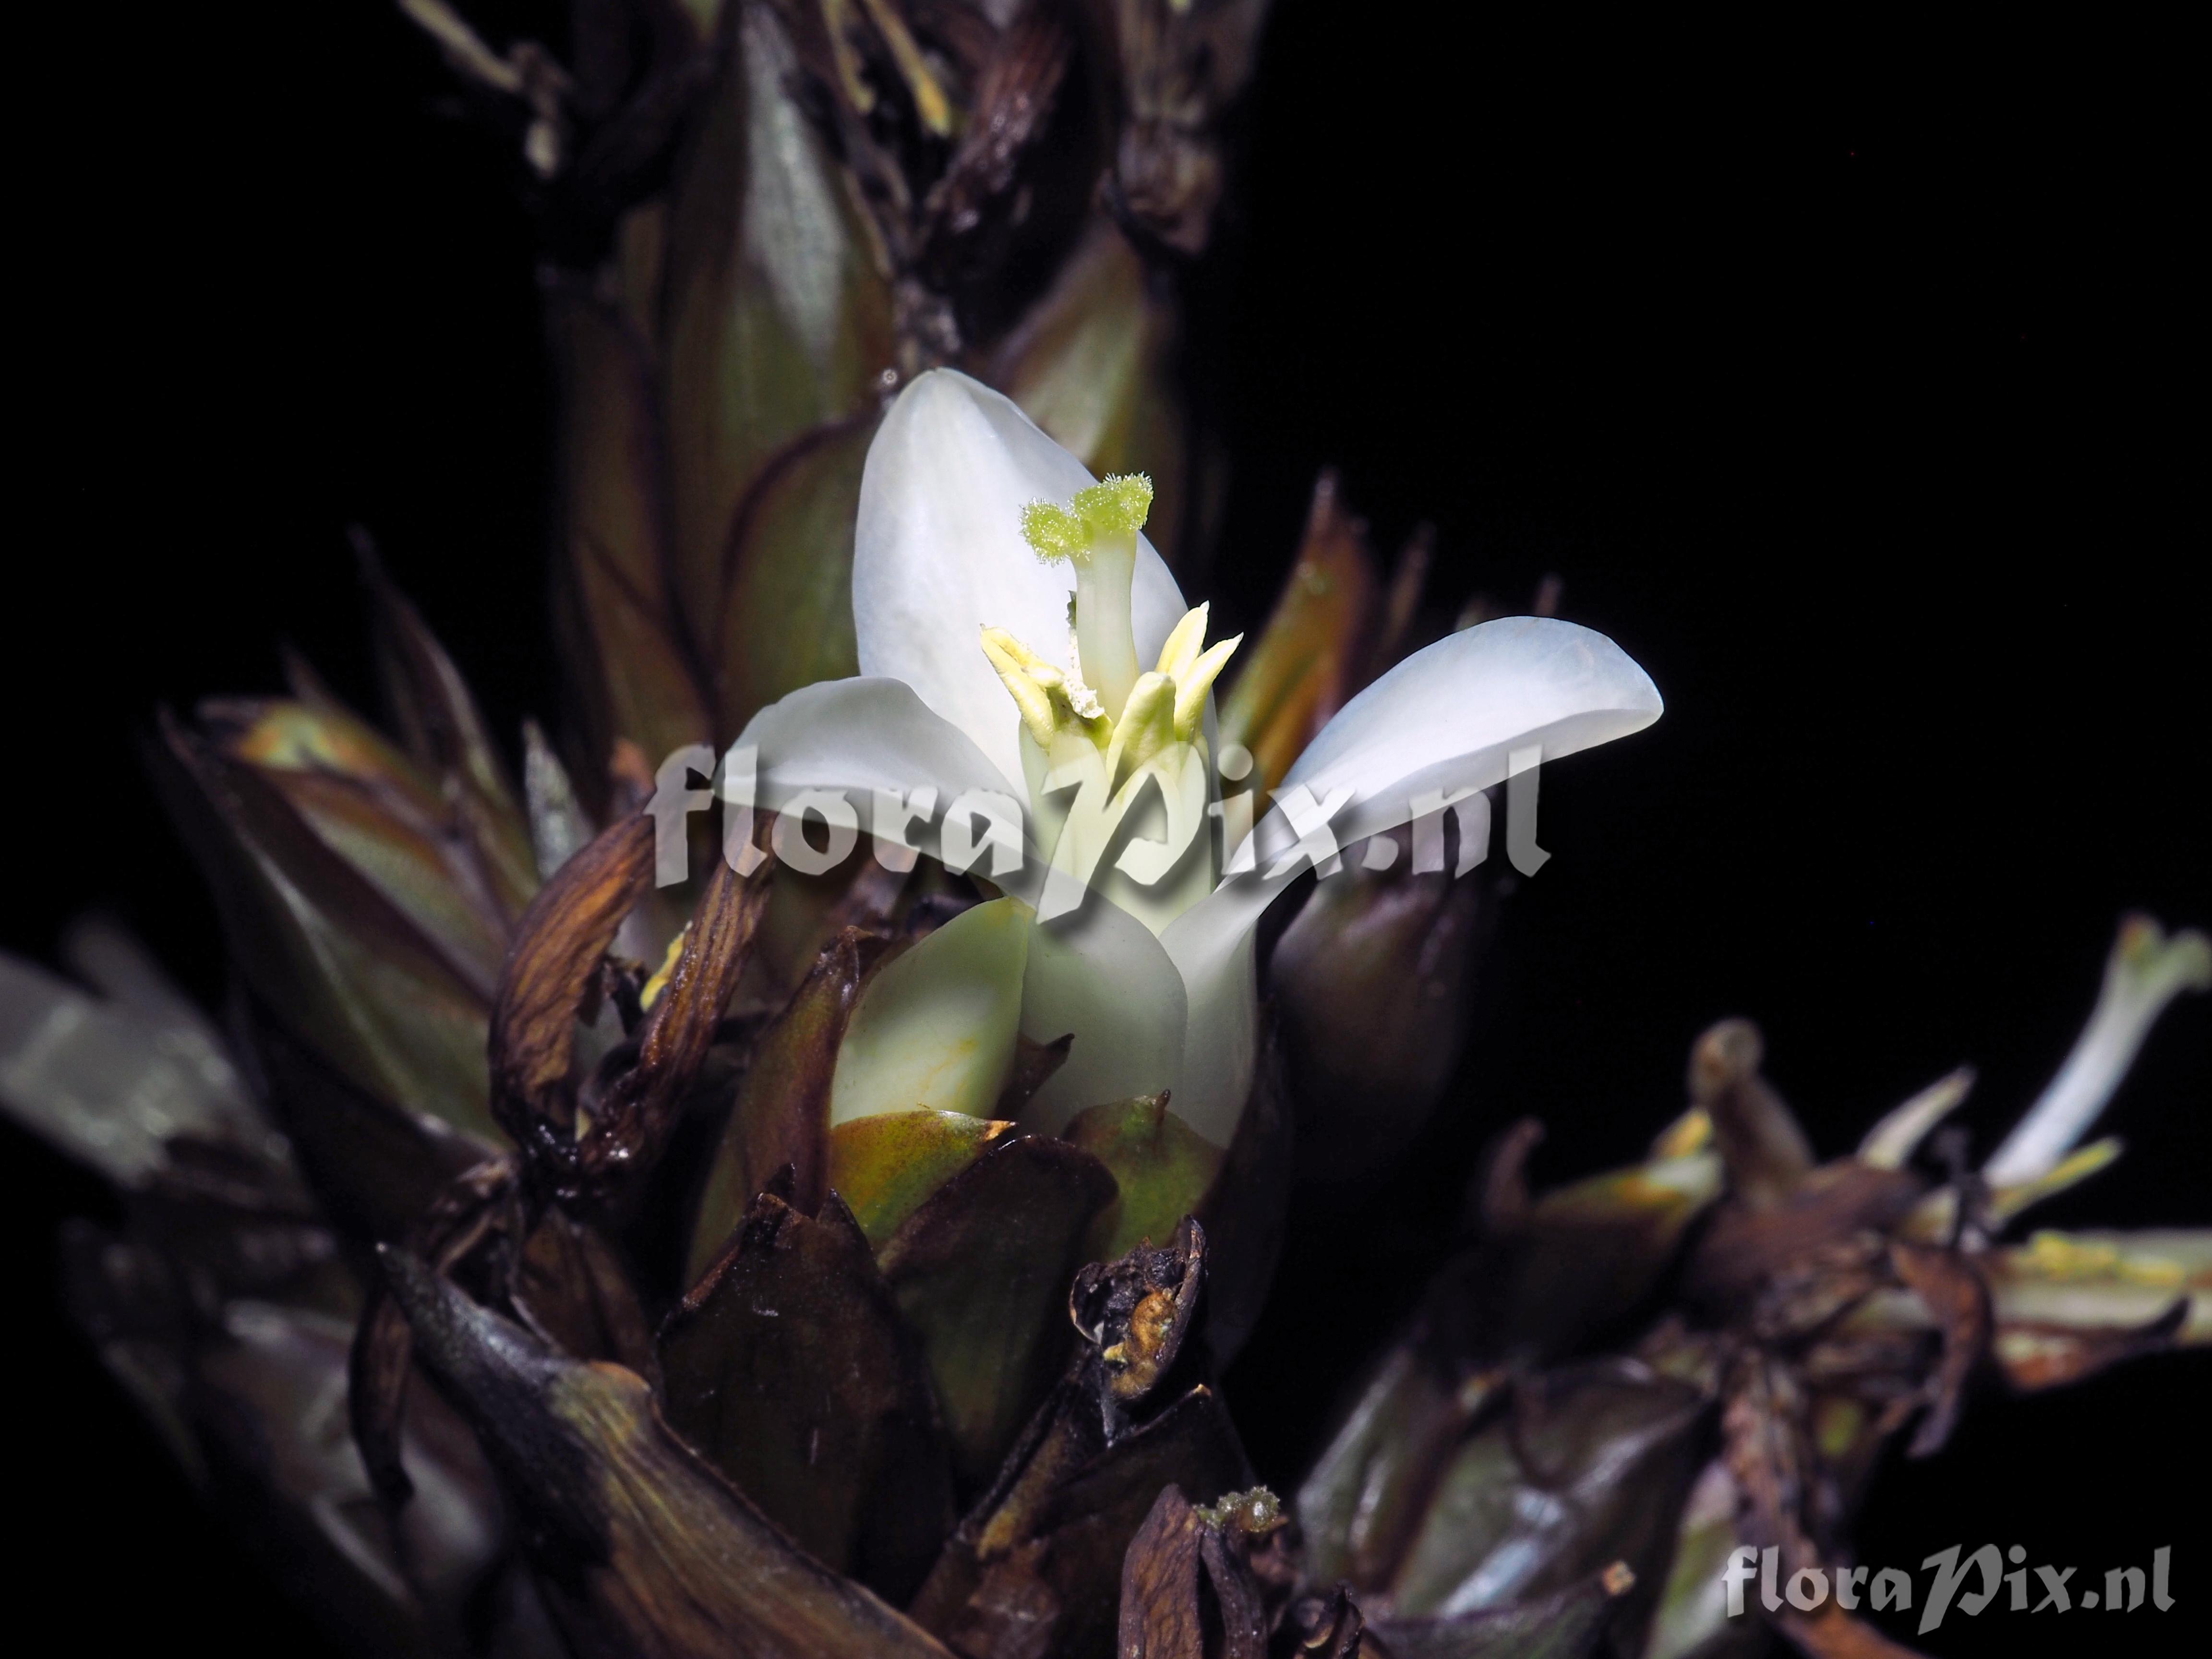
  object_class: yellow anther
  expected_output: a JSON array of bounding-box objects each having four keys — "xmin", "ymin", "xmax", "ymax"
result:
[
  {"xmin": 981, "ymin": 627, "xmax": 1059, "ymax": 747},
  {"xmin": 1172, "ymin": 634, "xmax": 1241, "ymax": 738},
  {"xmin": 641, "ymin": 926, "xmax": 687, "ymax": 1010},
  {"xmin": 1156, "ymin": 603, "xmax": 1210, "ymax": 680},
  {"xmin": 1104, "ymin": 672, "xmax": 1178, "ymax": 791}
]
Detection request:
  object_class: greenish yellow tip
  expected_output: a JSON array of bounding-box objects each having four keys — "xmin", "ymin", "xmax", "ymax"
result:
[
  {"xmin": 1194, "ymin": 1486, "xmax": 1281, "ymax": 1533},
  {"xmin": 1021, "ymin": 475, "xmax": 1154, "ymax": 563},
  {"xmin": 1020, "ymin": 501, "xmax": 1089, "ymax": 564},
  {"xmin": 1073, "ymin": 473, "xmax": 1154, "ymax": 537},
  {"xmin": 641, "ymin": 926, "xmax": 687, "ymax": 1010}
]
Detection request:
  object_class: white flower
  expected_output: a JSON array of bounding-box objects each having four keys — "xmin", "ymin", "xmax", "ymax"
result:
[
  {"xmin": 1983, "ymin": 915, "xmax": 2212, "ymax": 1186},
  {"xmin": 733, "ymin": 370, "xmax": 1663, "ymax": 1145}
]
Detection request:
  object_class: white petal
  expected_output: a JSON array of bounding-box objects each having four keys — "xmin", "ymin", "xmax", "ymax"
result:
[
  {"xmin": 734, "ymin": 676, "xmax": 1044, "ymax": 883},
  {"xmin": 853, "ymin": 369, "xmax": 1185, "ymax": 791},
  {"xmin": 1017, "ymin": 894, "xmax": 1190, "ymax": 1137},
  {"xmin": 1163, "ymin": 616, "xmax": 1663, "ymax": 1143},
  {"xmin": 1983, "ymin": 916, "xmax": 2212, "ymax": 1185},
  {"xmin": 1280, "ymin": 616, "xmax": 1662, "ymax": 826},
  {"xmin": 829, "ymin": 897, "xmax": 1031, "ymax": 1124}
]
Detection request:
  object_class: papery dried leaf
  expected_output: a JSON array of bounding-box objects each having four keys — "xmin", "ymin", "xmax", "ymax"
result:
[
  {"xmin": 1070, "ymin": 1215, "xmax": 1208, "ymax": 1409},
  {"xmin": 1049, "ymin": 1387, "xmax": 1250, "ymax": 1560},
  {"xmin": 489, "ymin": 814, "xmax": 655, "ymax": 1152},
  {"xmin": 1116, "ymin": 1484, "xmax": 1205, "ymax": 1659},
  {"xmin": 576, "ymin": 852, "xmax": 775, "ymax": 1195},
  {"xmin": 1216, "ymin": 470, "xmax": 1379, "ymax": 793},
  {"xmin": 358, "ymin": 539, "xmax": 540, "ymax": 917},
  {"xmin": 1370, "ymin": 1563, "xmax": 1637, "ymax": 1659},
  {"xmin": 688, "ymin": 926, "xmax": 889, "ymax": 1281},
  {"xmin": 1062, "ymin": 1094, "xmax": 1224, "ymax": 1264},
  {"xmin": 661, "ymin": 1189, "xmax": 956, "ymax": 1601},
  {"xmin": 830, "ymin": 1108, "xmax": 1019, "ymax": 1249},
  {"xmin": 382, "ymin": 1248, "xmax": 959, "ymax": 1659},
  {"xmin": 545, "ymin": 280, "xmax": 715, "ymax": 776},
  {"xmin": 1887, "ymin": 1244, "xmax": 1989, "ymax": 1458},
  {"xmin": 1388, "ymin": 1361, "xmax": 1705, "ymax": 1623},
  {"xmin": 662, "ymin": 0, "xmax": 895, "ymax": 684},
  {"xmin": 879, "ymin": 1133, "xmax": 1118, "ymax": 1484},
  {"xmin": 154, "ymin": 714, "xmax": 502, "ymax": 1141}
]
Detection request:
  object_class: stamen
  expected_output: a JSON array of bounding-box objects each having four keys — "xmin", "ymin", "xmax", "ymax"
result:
[
  {"xmin": 1156, "ymin": 603, "xmax": 1210, "ymax": 680},
  {"xmin": 1984, "ymin": 914, "xmax": 2212, "ymax": 1184},
  {"xmin": 981, "ymin": 627, "xmax": 1058, "ymax": 746},
  {"xmin": 1172, "ymin": 635, "xmax": 1242, "ymax": 738},
  {"xmin": 1103, "ymin": 673, "xmax": 1178, "ymax": 793}
]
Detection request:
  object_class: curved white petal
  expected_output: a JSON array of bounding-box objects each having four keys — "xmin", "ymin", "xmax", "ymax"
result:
[
  {"xmin": 853, "ymin": 369, "xmax": 1185, "ymax": 791},
  {"xmin": 734, "ymin": 676, "xmax": 1044, "ymax": 884},
  {"xmin": 1281, "ymin": 615, "xmax": 1663, "ymax": 820},
  {"xmin": 1162, "ymin": 616, "xmax": 1663, "ymax": 1142},
  {"xmin": 1017, "ymin": 893, "xmax": 1190, "ymax": 1136}
]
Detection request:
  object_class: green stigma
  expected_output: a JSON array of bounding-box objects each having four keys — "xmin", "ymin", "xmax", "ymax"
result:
[
  {"xmin": 1020, "ymin": 473, "xmax": 1154, "ymax": 564},
  {"xmin": 1020, "ymin": 501, "xmax": 1089, "ymax": 563},
  {"xmin": 1074, "ymin": 474, "xmax": 1153, "ymax": 536}
]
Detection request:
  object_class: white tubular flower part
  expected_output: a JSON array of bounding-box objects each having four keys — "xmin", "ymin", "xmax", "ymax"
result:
[{"xmin": 1983, "ymin": 915, "xmax": 2212, "ymax": 1186}]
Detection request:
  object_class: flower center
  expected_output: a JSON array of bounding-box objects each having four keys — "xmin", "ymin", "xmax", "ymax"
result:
[{"xmin": 982, "ymin": 476, "xmax": 1242, "ymax": 930}]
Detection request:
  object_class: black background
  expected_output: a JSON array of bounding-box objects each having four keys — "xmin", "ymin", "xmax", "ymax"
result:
[{"xmin": 10, "ymin": 4, "xmax": 2204, "ymax": 1655}]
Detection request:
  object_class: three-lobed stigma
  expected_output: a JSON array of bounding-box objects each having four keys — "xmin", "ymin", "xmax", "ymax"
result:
[{"xmin": 1020, "ymin": 474, "xmax": 1154, "ymax": 564}]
